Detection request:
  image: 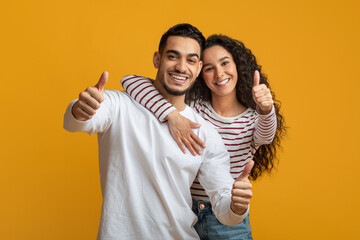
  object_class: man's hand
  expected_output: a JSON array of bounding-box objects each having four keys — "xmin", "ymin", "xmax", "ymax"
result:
[
  {"xmin": 72, "ymin": 72, "xmax": 108, "ymax": 121},
  {"xmin": 166, "ymin": 110, "xmax": 206, "ymax": 156},
  {"xmin": 252, "ymin": 70, "xmax": 273, "ymax": 114},
  {"xmin": 231, "ymin": 160, "xmax": 254, "ymax": 215}
]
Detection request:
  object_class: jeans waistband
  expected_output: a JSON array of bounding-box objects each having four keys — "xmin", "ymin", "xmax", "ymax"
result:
[{"xmin": 192, "ymin": 199, "xmax": 212, "ymax": 211}]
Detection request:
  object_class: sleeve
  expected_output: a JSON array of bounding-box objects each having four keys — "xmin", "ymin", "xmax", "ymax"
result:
[
  {"xmin": 121, "ymin": 75, "xmax": 176, "ymax": 122},
  {"xmin": 253, "ymin": 105, "xmax": 277, "ymax": 148},
  {"xmin": 63, "ymin": 91, "xmax": 115, "ymax": 135},
  {"xmin": 197, "ymin": 128, "xmax": 249, "ymax": 226}
]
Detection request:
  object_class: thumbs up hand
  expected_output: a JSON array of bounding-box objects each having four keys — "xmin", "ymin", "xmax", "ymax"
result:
[
  {"xmin": 72, "ymin": 72, "xmax": 109, "ymax": 121},
  {"xmin": 252, "ymin": 70, "xmax": 273, "ymax": 114},
  {"xmin": 231, "ymin": 160, "xmax": 254, "ymax": 215}
]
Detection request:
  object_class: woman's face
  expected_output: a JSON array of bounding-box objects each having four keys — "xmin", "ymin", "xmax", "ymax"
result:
[{"xmin": 201, "ymin": 45, "xmax": 238, "ymax": 98}]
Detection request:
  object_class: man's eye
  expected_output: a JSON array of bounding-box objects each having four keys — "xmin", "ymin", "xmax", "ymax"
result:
[
  {"xmin": 188, "ymin": 59, "xmax": 196, "ymax": 63},
  {"xmin": 168, "ymin": 55, "xmax": 176, "ymax": 59}
]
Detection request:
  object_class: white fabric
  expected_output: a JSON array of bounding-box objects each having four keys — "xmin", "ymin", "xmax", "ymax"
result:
[
  {"xmin": 120, "ymin": 75, "xmax": 277, "ymax": 201},
  {"xmin": 64, "ymin": 90, "xmax": 246, "ymax": 240}
]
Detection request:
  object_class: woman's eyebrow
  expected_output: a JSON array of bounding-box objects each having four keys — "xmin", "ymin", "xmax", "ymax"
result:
[{"xmin": 203, "ymin": 56, "xmax": 230, "ymax": 67}]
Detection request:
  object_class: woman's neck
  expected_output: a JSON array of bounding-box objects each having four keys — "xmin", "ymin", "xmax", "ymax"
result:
[{"xmin": 210, "ymin": 93, "xmax": 247, "ymax": 117}]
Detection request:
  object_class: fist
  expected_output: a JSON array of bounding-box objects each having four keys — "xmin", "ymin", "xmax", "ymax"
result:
[
  {"xmin": 72, "ymin": 72, "xmax": 108, "ymax": 121},
  {"xmin": 252, "ymin": 70, "xmax": 273, "ymax": 114}
]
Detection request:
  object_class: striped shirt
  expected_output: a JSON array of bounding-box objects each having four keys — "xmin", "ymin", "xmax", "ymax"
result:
[{"xmin": 121, "ymin": 75, "xmax": 277, "ymax": 201}]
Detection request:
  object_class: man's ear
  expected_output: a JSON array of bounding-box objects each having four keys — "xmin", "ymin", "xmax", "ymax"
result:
[
  {"xmin": 196, "ymin": 60, "xmax": 203, "ymax": 77},
  {"xmin": 153, "ymin": 51, "xmax": 160, "ymax": 69}
]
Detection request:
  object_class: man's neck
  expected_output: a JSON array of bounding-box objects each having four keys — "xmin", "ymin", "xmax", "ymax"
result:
[{"xmin": 153, "ymin": 79, "xmax": 187, "ymax": 111}]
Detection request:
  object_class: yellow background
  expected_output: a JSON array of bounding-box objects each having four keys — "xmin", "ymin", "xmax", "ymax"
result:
[{"xmin": 1, "ymin": 0, "xmax": 359, "ymax": 239}]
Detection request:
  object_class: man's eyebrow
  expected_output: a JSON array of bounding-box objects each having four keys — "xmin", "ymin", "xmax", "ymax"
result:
[
  {"xmin": 203, "ymin": 56, "xmax": 230, "ymax": 68},
  {"xmin": 166, "ymin": 50, "xmax": 200, "ymax": 59},
  {"xmin": 188, "ymin": 53, "xmax": 200, "ymax": 59},
  {"xmin": 166, "ymin": 50, "xmax": 180, "ymax": 55}
]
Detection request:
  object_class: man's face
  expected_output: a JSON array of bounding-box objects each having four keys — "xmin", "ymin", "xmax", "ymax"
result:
[{"xmin": 154, "ymin": 36, "xmax": 203, "ymax": 96}]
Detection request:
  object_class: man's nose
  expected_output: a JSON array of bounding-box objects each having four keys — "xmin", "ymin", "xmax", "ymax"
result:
[{"xmin": 175, "ymin": 58, "xmax": 187, "ymax": 73}]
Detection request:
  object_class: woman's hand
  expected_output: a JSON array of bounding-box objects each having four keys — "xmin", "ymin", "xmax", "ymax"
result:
[
  {"xmin": 252, "ymin": 70, "xmax": 274, "ymax": 114},
  {"xmin": 166, "ymin": 110, "xmax": 206, "ymax": 156}
]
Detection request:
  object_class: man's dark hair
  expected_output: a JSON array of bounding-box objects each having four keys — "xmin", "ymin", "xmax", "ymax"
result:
[{"xmin": 158, "ymin": 23, "xmax": 205, "ymax": 54}]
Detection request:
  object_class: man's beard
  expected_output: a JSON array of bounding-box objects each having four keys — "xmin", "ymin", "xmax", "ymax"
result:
[{"xmin": 157, "ymin": 71, "xmax": 195, "ymax": 96}]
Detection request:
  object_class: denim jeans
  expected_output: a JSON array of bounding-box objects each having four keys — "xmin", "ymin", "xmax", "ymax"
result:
[{"xmin": 192, "ymin": 199, "xmax": 253, "ymax": 240}]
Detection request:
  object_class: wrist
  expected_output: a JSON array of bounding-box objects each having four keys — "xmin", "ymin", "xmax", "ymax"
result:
[
  {"xmin": 230, "ymin": 202, "xmax": 247, "ymax": 215},
  {"xmin": 165, "ymin": 109, "xmax": 179, "ymax": 121},
  {"xmin": 256, "ymin": 105, "xmax": 272, "ymax": 115}
]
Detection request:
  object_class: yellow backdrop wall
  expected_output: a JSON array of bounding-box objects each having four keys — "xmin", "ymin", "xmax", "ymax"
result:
[{"xmin": 1, "ymin": 0, "xmax": 359, "ymax": 239}]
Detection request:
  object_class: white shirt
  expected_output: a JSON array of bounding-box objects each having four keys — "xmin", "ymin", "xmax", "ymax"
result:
[
  {"xmin": 64, "ymin": 90, "xmax": 247, "ymax": 240},
  {"xmin": 120, "ymin": 75, "xmax": 276, "ymax": 200}
]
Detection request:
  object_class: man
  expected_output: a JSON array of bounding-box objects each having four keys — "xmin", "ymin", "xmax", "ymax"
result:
[{"xmin": 64, "ymin": 24, "xmax": 252, "ymax": 239}]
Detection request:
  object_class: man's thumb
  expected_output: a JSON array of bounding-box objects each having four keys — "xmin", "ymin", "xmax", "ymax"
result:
[
  {"xmin": 95, "ymin": 71, "xmax": 109, "ymax": 91},
  {"xmin": 237, "ymin": 160, "xmax": 254, "ymax": 181},
  {"xmin": 253, "ymin": 70, "xmax": 260, "ymax": 87}
]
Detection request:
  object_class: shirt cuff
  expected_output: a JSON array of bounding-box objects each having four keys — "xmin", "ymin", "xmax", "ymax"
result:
[
  {"xmin": 257, "ymin": 105, "xmax": 275, "ymax": 118},
  {"xmin": 230, "ymin": 204, "xmax": 250, "ymax": 222},
  {"xmin": 159, "ymin": 106, "xmax": 177, "ymax": 123},
  {"xmin": 63, "ymin": 100, "xmax": 94, "ymax": 135}
]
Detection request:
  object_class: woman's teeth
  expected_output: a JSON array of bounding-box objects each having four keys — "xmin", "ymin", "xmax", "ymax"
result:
[{"xmin": 216, "ymin": 79, "xmax": 229, "ymax": 86}]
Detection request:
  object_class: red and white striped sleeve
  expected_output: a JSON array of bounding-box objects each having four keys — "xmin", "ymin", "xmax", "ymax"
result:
[
  {"xmin": 253, "ymin": 106, "xmax": 277, "ymax": 147},
  {"xmin": 121, "ymin": 75, "xmax": 176, "ymax": 123}
]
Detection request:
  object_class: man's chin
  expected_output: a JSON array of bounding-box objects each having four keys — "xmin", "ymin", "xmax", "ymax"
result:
[{"xmin": 162, "ymin": 83, "xmax": 190, "ymax": 96}]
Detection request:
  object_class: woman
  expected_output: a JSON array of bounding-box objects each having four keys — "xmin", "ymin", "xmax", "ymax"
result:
[{"xmin": 121, "ymin": 35, "xmax": 286, "ymax": 239}]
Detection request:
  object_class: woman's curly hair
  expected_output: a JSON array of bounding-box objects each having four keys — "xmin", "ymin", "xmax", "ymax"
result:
[{"xmin": 186, "ymin": 34, "xmax": 287, "ymax": 180}]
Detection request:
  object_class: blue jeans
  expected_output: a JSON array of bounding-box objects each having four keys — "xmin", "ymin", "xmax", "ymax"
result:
[{"xmin": 192, "ymin": 199, "xmax": 253, "ymax": 240}]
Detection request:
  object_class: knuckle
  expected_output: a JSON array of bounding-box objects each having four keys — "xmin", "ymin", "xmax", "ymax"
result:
[
  {"xmin": 76, "ymin": 100, "xmax": 83, "ymax": 108},
  {"xmin": 85, "ymin": 86, "xmax": 93, "ymax": 92},
  {"xmin": 79, "ymin": 91, "xmax": 87, "ymax": 99}
]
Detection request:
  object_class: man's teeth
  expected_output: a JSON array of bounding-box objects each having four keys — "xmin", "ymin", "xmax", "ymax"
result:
[
  {"xmin": 172, "ymin": 75, "xmax": 187, "ymax": 80},
  {"xmin": 216, "ymin": 79, "xmax": 229, "ymax": 86}
]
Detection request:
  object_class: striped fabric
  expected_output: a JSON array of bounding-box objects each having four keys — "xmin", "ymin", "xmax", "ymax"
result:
[
  {"xmin": 121, "ymin": 75, "xmax": 176, "ymax": 122},
  {"xmin": 121, "ymin": 75, "xmax": 277, "ymax": 201},
  {"xmin": 188, "ymin": 100, "xmax": 276, "ymax": 200}
]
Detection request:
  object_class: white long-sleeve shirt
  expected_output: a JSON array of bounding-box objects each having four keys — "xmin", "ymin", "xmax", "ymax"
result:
[
  {"xmin": 121, "ymin": 75, "xmax": 277, "ymax": 200},
  {"xmin": 64, "ymin": 89, "xmax": 247, "ymax": 240}
]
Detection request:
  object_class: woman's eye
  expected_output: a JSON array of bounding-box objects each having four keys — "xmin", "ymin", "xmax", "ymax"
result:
[
  {"xmin": 204, "ymin": 67, "xmax": 213, "ymax": 72},
  {"xmin": 222, "ymin": 61, "xmax": 229, "ymax": 66}
]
